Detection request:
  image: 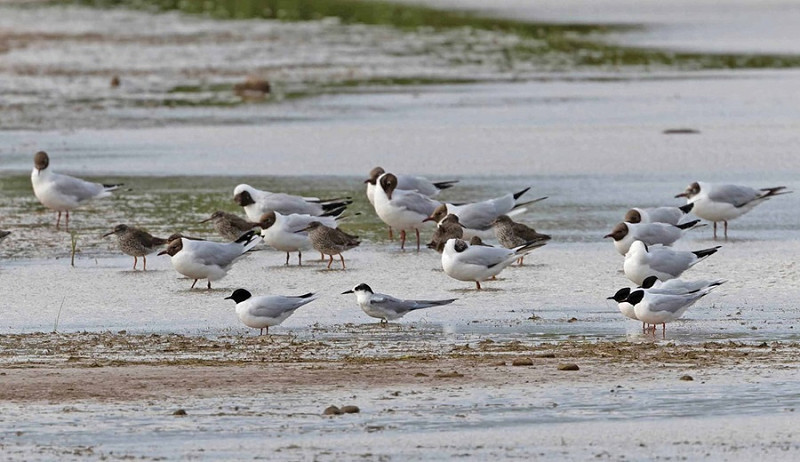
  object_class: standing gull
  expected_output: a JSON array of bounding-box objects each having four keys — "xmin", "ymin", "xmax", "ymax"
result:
[
  {"xmin": 300, "ymin": 221, "xmax": 360, "ymax": 269},
  {"xmin": 158, "ymin": 230, "xmax": 262, "ymax": 289},
  {"xmin": 225, "ymin": 288, "xmax": 317, "ymax": 335},
  {"xmin": 676, "ymin": 181, "xmax": 791, "ymax": 239},
  {"xmin": 200, "ymin": 211, "xmax": 261, "ymax": 241},
  {"xmin": 103, "ymin": 224, "xmax": 168, "ymax": 271},
  {"xmin": 442, "ymin": 238, "xmax": 547, "ymax": 290},
  {"xmin": 259, "ymin": 211, "xmax": 344, "ymax": 266},
  {"xmin": 342, "ymin": 283, "xmax": 456, "ymax": 324},
  {"xmin": 30, "ymin": 151, "xmax": 122, "ymax": 230},
  {"xmin": 373, "ymin": 173, "xmax": 440, "ymax": 251},
  {"xmin": 627, "ymin": 287, "xmax": 718, "ymax": 335}
]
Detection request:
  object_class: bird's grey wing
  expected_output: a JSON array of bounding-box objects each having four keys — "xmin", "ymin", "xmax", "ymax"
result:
[
  {"xmin": 52, "ymin": 173, "xmax": 105, "ymax": 202},
  {"xmin": 647, "ymin": 293, "xmax": 704, "ymax": 313},
  {"xmin": 397, "ymin": 175, "xmax": 436, "ymax": 196},
  {"xmin": 282, "ymin": 214, "xmax": 316, "ymax": 232},
  {"xmin": 647, "ymin": 207, "xmax": 682, "ymax": 225},
  {"xmin": 370, "ymin": 294, "xmax": 418, "ymax": 313},
  {"xmin": 249, "ymin": 296, "xmax": 308, "ymax": 317},
  {"xmin": 394, "ymin": 191, "xmax": 440, "ymax": 216},
  {"xmin": 707, "ymin": 184, "xmax": 759, "ymax": 207},
  {"xmin": 186, "ymin": 240, "xmax": 244, "ymax": 266},
  {"xmin": 648, "ymin": 249, "xmax": 694, "ymax": 276},
  {"xmin": 635, "ymin": 224, "xmax": 678, "ymax": 244},
  {"xmin": 263, "ymin": 193, "xmax": 318, "ymax": 215},
  {"xmin": 458, "ymin": 246, "xmax": 513, "ymax": 267},
  {"xmin": 457, "ymin": 201, "xmax": 501, "ymax": 230}
]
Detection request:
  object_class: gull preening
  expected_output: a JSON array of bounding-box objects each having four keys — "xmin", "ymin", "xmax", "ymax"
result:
[
  {"xmin": 103, "ymin": 224, "xmax": 168, "ymax": 271},
  {"xmin": 623, "ymin": 240, "xmax": 720, "ymax": 285},
  {"xmin": 342, "ymin": 283, "xmax": 456, "ymax": 324},
  {"xmin": 604, "ymin": 220, "xmax": 703, "ymax": 255},
  {"xmin": 442, "ymin": 237, "xmax": 547, "ymax": 290},
  {"xmin": 225, "ymin": 288, "xmax": 317, "ymax": 335},
  {"xmin": 676, "ymin": 181, "xmax": 792, "ymax": 239},
  {"xmin": 158, "ymin": 230, "xmax": 262, "ymax": 289},
  {"xmin": 30, "ymin": 151, "xmax": 123, "ymax": 230},
  {"xmin": 233, "ymin": 184, "xmax": 351, "ymax": 221}
]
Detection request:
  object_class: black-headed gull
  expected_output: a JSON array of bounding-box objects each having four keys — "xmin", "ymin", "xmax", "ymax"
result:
[
  {"xmin": 627, "ymin": 286, "xmax": 719, "ymax": 335},
  {"xmin": 442, "ymin": 238, "xmax": 547, "ymax": 290},
  {"xmin": 604, "ymin": 220, "xmax": 703, "ymax": 255},
  {"xmin": 342, "ymin": 283, "xmax": 456, "ymax": 324},
  {"xmin": 675, "ymin": 181, "xmax": 791, "ymax": 239},
  {"xmin": 31, "ymin": 151, "xmax": 122, "ymax": 231},
  {"xmin": 158, "ymin": 230, "xmax": 262, "ymax": 289},
  {"xmin": 225, "ymin": 288, "xmax": 316, "ymax": 335},
  {"xmin": 623, "ymin": 240, "xmax": 720, "ymax": 285},
  {"xmin": 103, "ymin": 224, "xmax": 168, "ymax": 271},
  {"xmin": 260, "ymin": 211, "xmax": 343, "ymax": 266},
  {"xmin": 373, "ymin": 173, "xmax": 440, "ymax": 251},
  {"xmin": 425, "ymin": 188, "xmax": 547, "ymax": 239},
  {"xmin": 233, "ymin": 184, "xmax": 351, "ymax": 221},
  {"xmin": 624, "ymin": 204, "xmax": 695, "ymax": 225}
]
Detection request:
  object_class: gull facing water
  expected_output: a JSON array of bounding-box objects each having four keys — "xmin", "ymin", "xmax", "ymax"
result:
[{"xmin": 30, "ymin": 151, "xmax": 122, "ymax": 231}]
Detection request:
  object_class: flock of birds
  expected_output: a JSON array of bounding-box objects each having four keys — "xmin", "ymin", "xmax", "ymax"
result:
[{"xmin": 9, "ymin": 151, "xmax": 791, "ymax": 335}]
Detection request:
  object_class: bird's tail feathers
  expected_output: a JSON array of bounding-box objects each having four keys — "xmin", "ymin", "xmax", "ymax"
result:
[
  {"xmin": 103, "ymin": 183, "xmax": 124, "ymax": 191},
  {"xmin": 678, "ymin": 203, "xmax": 695, "ymax": 214},
  {"xmin": 432, "ymin": 180, "xmax": 459, "ymax": 190},
  {"xmin": 513, "ymin": 239, "xmax": 548, "ymax": 255},
  {"xmin": 676, "ymin": 219, "xmax": 704, "ymax": 230},
  {"xmin": 513, "ymin": 187, "xmax": 531, "ymax": 200},
  {"xmin": 691, "ymin": 246, "xmax": 721, "ymax": 260},
  {"xmin": 760, "ymin": 186, "xmax": 792, "ymax": 198}
]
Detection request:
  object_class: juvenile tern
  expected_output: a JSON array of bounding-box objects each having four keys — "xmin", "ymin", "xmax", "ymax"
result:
[{"xmin": 342, "ymin": 283, "xmax": 456, "ymax": 324}]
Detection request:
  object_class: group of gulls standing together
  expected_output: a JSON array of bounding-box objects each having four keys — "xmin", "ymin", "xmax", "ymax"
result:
[
  {"xmin": 604, "ymin": 182, "xmax": 790, "ymax": 335},
  {"xmin": 18, "ymin": 151, "xmax": 791, "ymax": 335}
]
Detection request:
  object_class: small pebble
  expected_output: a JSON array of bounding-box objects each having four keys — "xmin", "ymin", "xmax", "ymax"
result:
[
  {"xmin": 557, "ymin": 363, "xmax": 580, "ymax": 371},
  {"xmin": 536, "ymin": 352, "xmax": 556, "ymax": 359},
  {"xmin": 511, "ymin": 358, "xmax": 533, "ymax": 366},
  {"xmin": 680, "ymin": 375, "xmax": 694, "ymax": 381},
  {"xmin": 323, "ymin": 406, "xmax": 342, "ymax": 415},
  {"xmin": 172, "ymin": 409, "xmax": 187, "ymax": 416}
]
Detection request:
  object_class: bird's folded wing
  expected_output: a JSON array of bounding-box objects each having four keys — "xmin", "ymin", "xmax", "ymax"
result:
[{"xmin": 707, "ymin": 184, "xmax": 758, "ymax": 207}]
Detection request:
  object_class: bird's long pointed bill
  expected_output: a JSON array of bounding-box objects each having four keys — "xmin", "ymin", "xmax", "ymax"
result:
[
  {"xmin": 157, "ymin": 250, "xmax": 168, "ymax": 256},
  {"xmin": 341, "ymin": 290, "xmax": 354, "ymax": 294},
  {"xmin": 102, "ymin": 231, "xmax": 115, "ymax": 237},
  {"xmin": 674, "ymin": 192, "xmax": 688, "ymax": 198},
  {"xmin": 199, "ymin": 217, "xmax": 213, "ymax": 223},
  {"xmin": 224, "ymin": 296, "xmax": 232, "ymax": 300}
]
